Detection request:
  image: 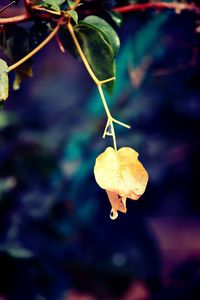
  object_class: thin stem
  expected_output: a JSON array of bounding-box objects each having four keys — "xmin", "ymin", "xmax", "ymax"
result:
[
  {"xmin": 97, "ymin": 85, "xmax": 112, "ymax": 119},
  {"xmin": 56, "ymin": 33, "xmax": 65, "ymax": 52},
  {"xmin": 67, "ymin": 22, "xmax": 99, "ymax": 85},
  {"xmin": 0, "ymin": 1, "xmax": 16, "ymax": 14},
  {"xmin": 113, "ymin": 2, "xmax": 200, "ymax": 14},
  {"xmin": 103, "ymin": 119, "xmax": 110, "ymax": 138},
  {"xmin": 0, "ymin": 14, "xmax": 31, "ymax": 24},
  {"xmin": 112, "ymin": 118, "xmax": 131, "ymax": 129},
  {"xmin": 101, "ymin": 77, "xmax": 115, "ymax": 85},
  {"xmin": 8, "ymin": 23, "xmax": 60, "ymax": 72},
  {"xmin": 67, "ymin": 20, "xmax": 130, "ymax": 152},
  {"xmin": 110, "ymin": 121, "xmax": 117, "ymax": 153}
]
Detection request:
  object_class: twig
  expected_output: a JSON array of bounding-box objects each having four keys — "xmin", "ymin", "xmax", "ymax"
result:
[
  {"xmin": 0, "ymin": 13, "xmax": 31, "ymax": 24},
  {"xmin": 0, "ymin": 1, "xmax": 16, "ymax": 14},
  {"xmin": 113, "ymin": 2, "xmax": 200, "ymax": 15}
]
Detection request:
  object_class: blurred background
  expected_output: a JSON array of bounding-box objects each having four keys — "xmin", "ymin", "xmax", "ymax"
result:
[{"xmin": 0, "ymin": 1, "xmax": 200, "ymax": 299}]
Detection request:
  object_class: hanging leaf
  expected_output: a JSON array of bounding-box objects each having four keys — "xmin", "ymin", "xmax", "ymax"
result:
[
  {"xmin": 80, "ymin": 15, "xmax": 120, "ymax": 57},
  {"xmin": 0, "ymin": 59, "xmax": 9, "ymax": 101},
  {"xmin": 74, "ymin": 22, "xmax": 116, "ymax": 94},
  {"xmin": 94, "ymin": 147, "xmax": 148, "ymax": 220}
]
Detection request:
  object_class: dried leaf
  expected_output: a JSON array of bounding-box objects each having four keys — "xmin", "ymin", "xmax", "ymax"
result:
[{"xmin": 94, "ymin": 147, "xmax": 148, "ymax": 219}]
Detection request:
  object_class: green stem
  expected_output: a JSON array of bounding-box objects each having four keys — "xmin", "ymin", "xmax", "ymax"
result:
[{"xmin": 67, "ymin": 21, "xmax": 130, "ymax": 152}]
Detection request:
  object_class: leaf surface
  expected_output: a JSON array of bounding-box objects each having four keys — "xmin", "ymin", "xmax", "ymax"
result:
[
  {"xmin": 0, "ymin": 59, "xmax": 9, "ymax": 101},
  {"xmin": 74, "ymin": 23, "xmax": 116, "ymax": 93},
  {"xmin": 80, "ymin": 15, "xmax": 120, "ymax": 57}
]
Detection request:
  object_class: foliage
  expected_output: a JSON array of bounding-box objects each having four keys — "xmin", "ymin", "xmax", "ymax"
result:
[
  {"xmin": 0, "ymin": 1, "xmax": 200, "ymax": 298},
  {"xmin": 0, "ymin": 0, "xmax": 150, "ymax": 219},
  {"xmin": 0, "ymin": 0, "xmax": 200, "ymax": 220}
]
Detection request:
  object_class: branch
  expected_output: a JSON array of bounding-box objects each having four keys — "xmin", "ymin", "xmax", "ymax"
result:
[
  {"xmin": 24, "ymin": 0, "xmax": 31, "ymax": 11},
  {"xmin": 8, "ymin": 22, "xmax": 61, "ymax": 72},
  {"xmin": 0, "ymin": 1, "xmax": 16, "ymax": 14},
  {"xmin": 113, "ymin": 2, "xmax": 200, "ymax": 15},
  {"xmin": 0, "ymin": 13, "xmax": 31, "ymax": 24}
]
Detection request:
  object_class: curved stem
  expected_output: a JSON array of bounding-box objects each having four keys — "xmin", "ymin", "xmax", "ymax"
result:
[
  {"xmin": 0, "ymin": 1, "xmax": 16, "ymax": 14},
  {"xmin": 0, "ymin": 13, "xmax": 31, "ymax": 24},
  {"xmin": 8, "ymin": 23, "xmax": 60, "ymax": 72},
  {"xmin": 113, "ymin": 2, "xmax": 200, "ymax": 14}
]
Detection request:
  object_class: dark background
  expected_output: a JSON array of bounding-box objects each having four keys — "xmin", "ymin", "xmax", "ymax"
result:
[{"xmin": 0, "ymin": 1, "xmax": 200, "ymax": 299}]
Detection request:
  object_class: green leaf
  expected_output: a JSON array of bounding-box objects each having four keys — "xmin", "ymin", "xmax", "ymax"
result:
[
  {"xmin": 68, "ymin": 10, "xmax": 78, "ymax": 24},
  {"xmin": 41, "ymin": 0, "xmax": 60, "ymax": 12},
  {"xmin": 0, "ymin": 59, "xmax": 9, "ymax": 101},
  {"xmin": 67, "ymin": 0, "xmax": 74, "ymax": 8},
  {"xmin": 35, "ymin": 0, "xmax": 65, "ymax": 12},
  {"xmin": 74, "ymin": 23, "xmax": 116, "ymax": 94},
  {"xmin": 79, "ymin": 15, "xmax": 120, "ymax": 57}
]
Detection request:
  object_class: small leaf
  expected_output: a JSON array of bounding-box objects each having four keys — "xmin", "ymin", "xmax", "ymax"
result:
[
  {"xmin": 0, "ymin": 59, "xmax": 9, "ymax": 101},
  {"xmin": 68, "ymin": 10, "xmax": 78, "ymax": 24},
  {"xmin": 94, "ymin": 147, "xmax": 148, "ymax": 219}
]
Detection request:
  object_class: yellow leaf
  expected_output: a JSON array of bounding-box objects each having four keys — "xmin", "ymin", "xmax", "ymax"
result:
[{"xmin": 94, "ymin": 147, "xmax": 148, "ymax": 219}]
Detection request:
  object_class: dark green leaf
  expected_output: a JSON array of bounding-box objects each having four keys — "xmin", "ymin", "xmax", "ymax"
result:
[
  {"xmin": 0, "ymin": 59, "xmax": 9, "ymax": 101},
  {"xmin": 79, "ymin": 15, "xmax": 120, "ymax": 57},
  {"xmin": 74, "ymin": 23, "xmax": 116, "ymax": 94}
]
